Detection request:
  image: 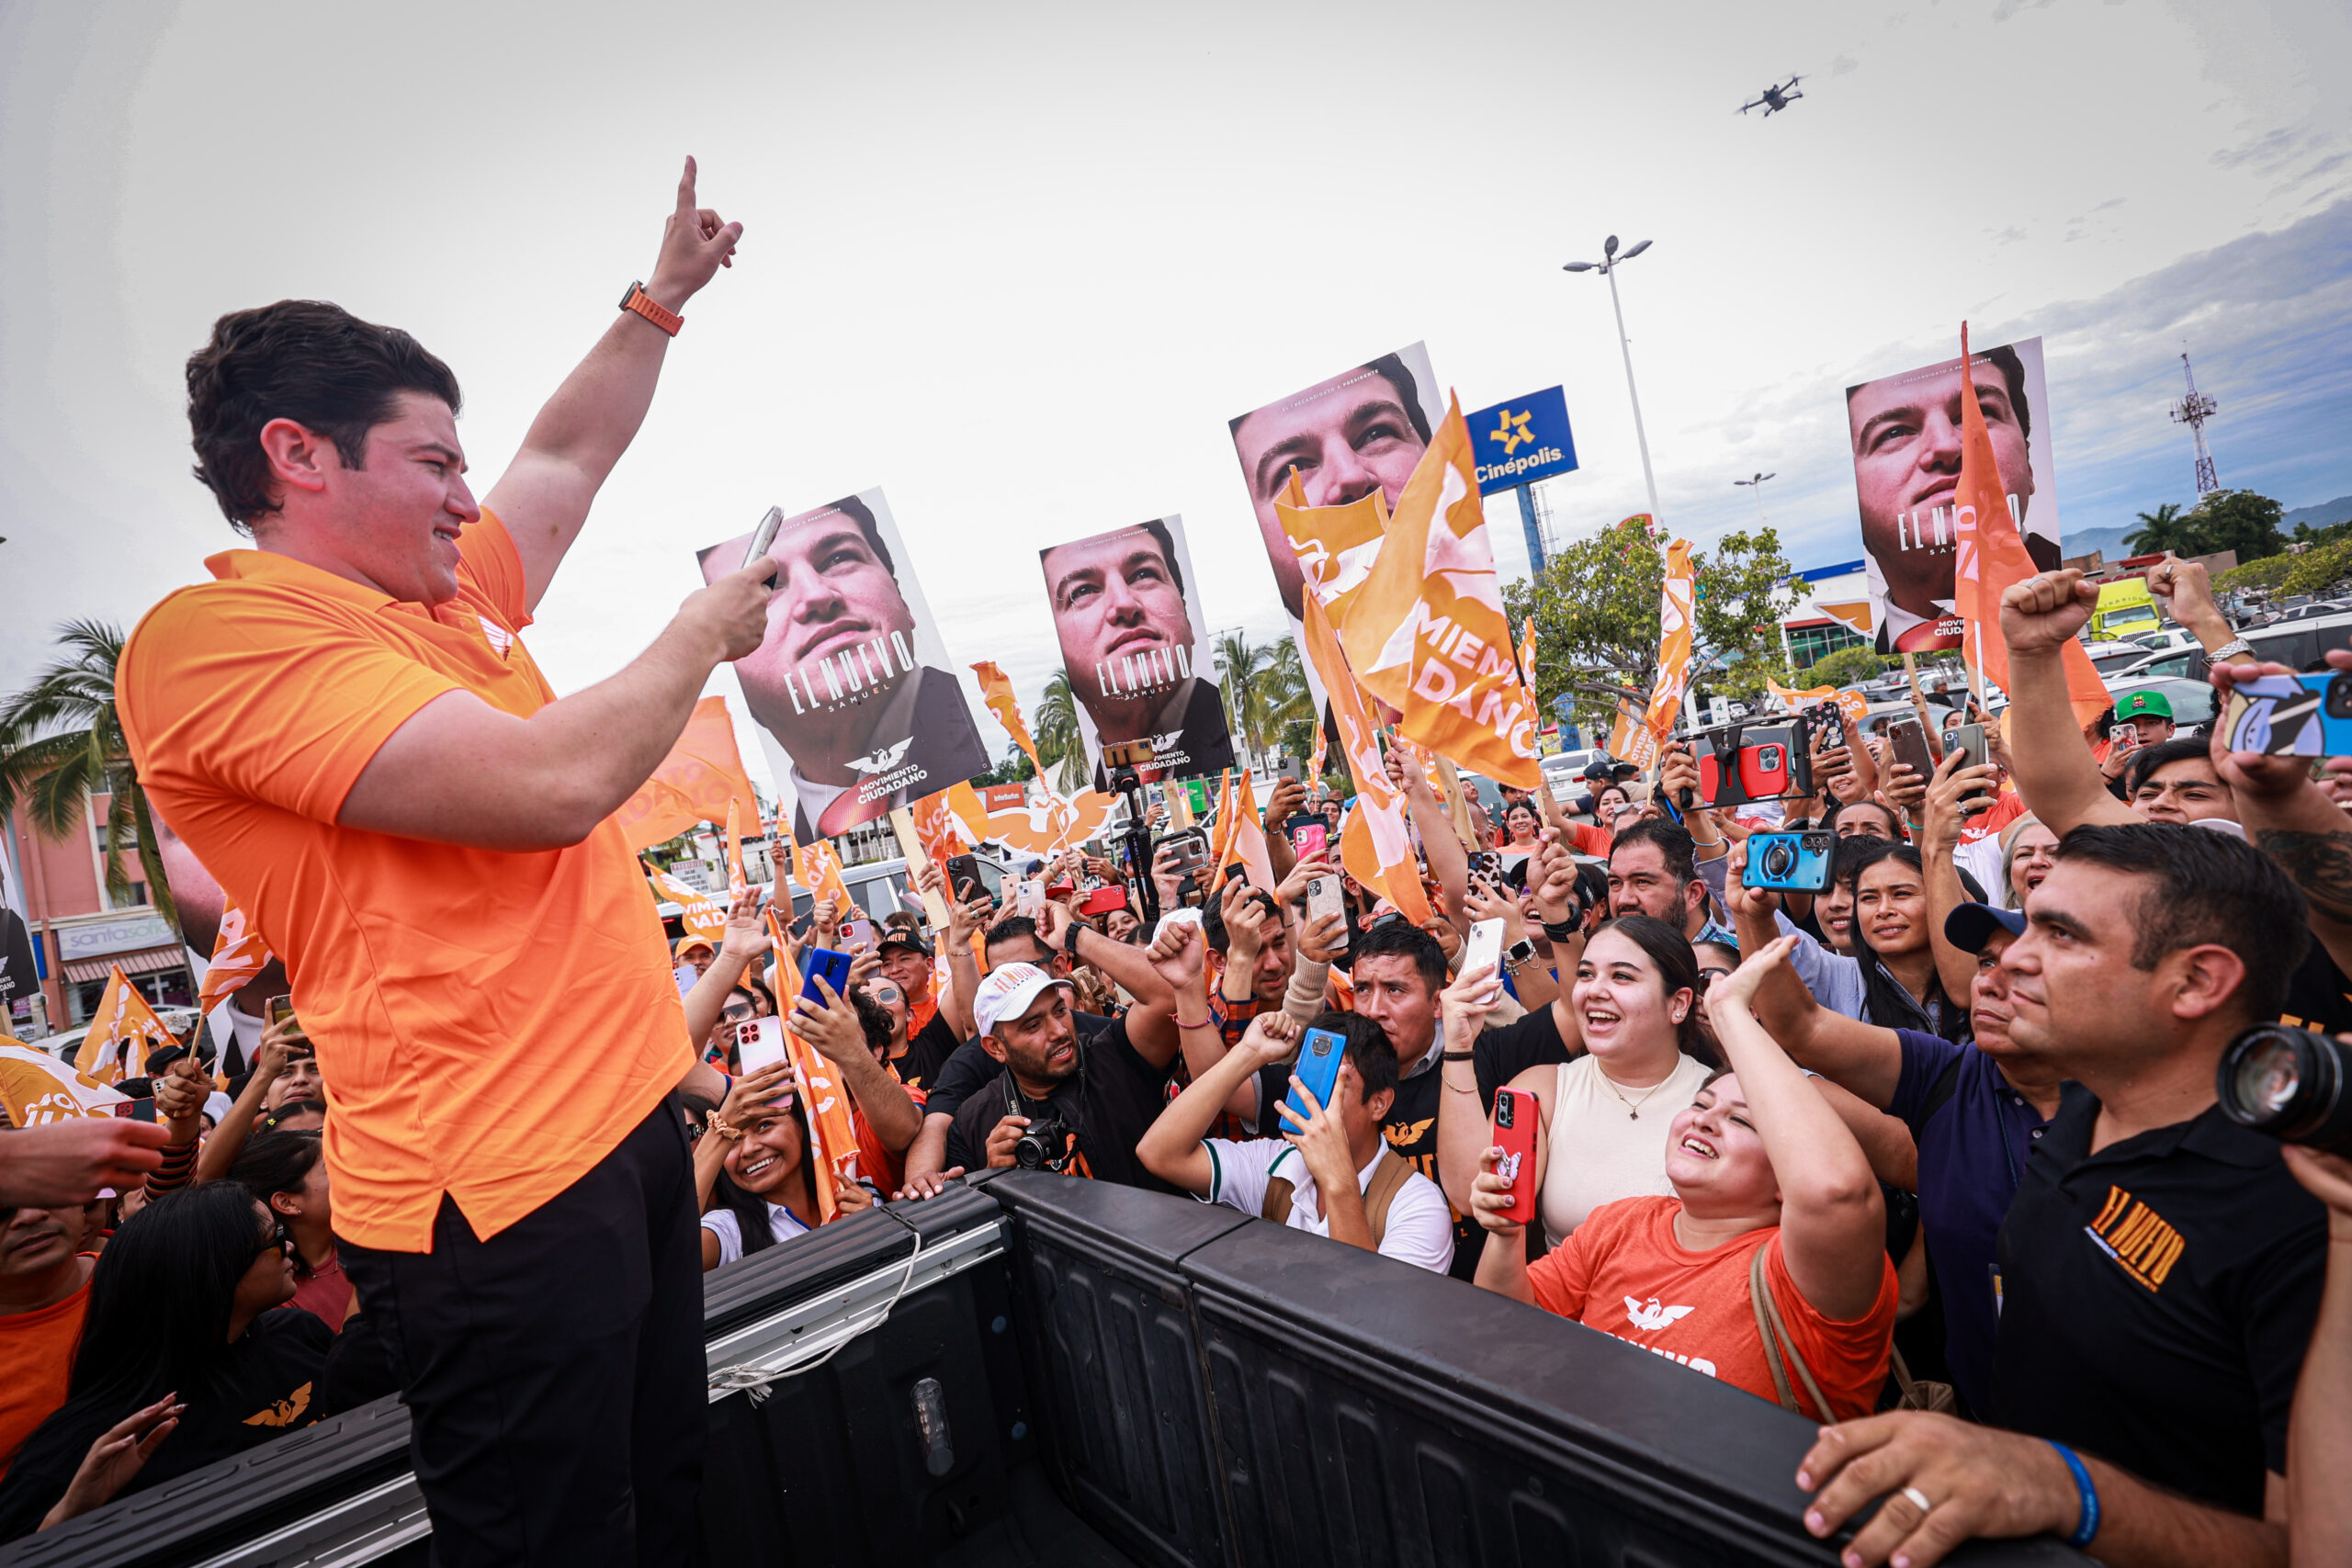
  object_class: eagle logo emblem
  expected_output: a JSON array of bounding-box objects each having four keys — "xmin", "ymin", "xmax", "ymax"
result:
[{"xmin": 847, "ymin": 739, "xmax": 914, "ymax": 775}]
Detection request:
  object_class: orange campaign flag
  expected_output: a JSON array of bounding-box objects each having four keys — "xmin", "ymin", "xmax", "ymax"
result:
[
  {"xmin": 1275, "ymin": 484, "xmax": 1391, "ymax": 630},
  {"xmin": 1604, "ymin": 688, "xmax": 1659, "ymax": 770},
  {"xmin": 724, "ymin": 798, "xmax": 749, "ymax": 901},
  {"xmin": 649, "ymin": 867, "xmax": 728, "ymax": 942},
  {"xmin": 1212, "ymin": 771, "xmax": 1276, "ymax": 892},
  {"xmin": 1307, "ymin": 718, "xmax": 1329, "ymax": 784},
  {"xmin": 764, "ymin": 910, "xmax": 861, "ymax": 1219},
  {"xmin": 1951, "ymin": 323, "xmax": 2111, "ymax": 726},
  {"xmin": 1518, "ymin": 617, "xmax": 1539, "ymax": 689},
  {"xmin": 910, "ymin": 787, "xmax": 967, "ymax": 886},
  {"xmin": 1203, "ymin": 768, "xmax": 1238, "ymax": 874},
  {"xmin": 1333, "ymin": 396, "xmax": 1542, "ymax": 789},
  {"xmin": 613, "ymin": 695, "xmax": 764, "ymax": 853},
  {"xmin": 1643, "ymin": 539, "xmax": 1697, "ymax": 752},
  {"xmin": 793, "ymin": 839, "xmax": 855, "ymax": 918},
  {"xmin": 971, "ymin": 661, "xmax": 1047, "ymax": 781},
  {"xmin": 197, "ymin": 893, "xmax": 271, "ymax": 1015},
  {"xmin": 1299, "ymin": 592, "xmax": 1432, "ymax": 928},
  {"xmin": 74, "ymin": 968, "xmax": 174, "ymax": 1086},
  {"xmin": 0, "ymin": 1044, "xmax": 129, "ymax": 1127}
]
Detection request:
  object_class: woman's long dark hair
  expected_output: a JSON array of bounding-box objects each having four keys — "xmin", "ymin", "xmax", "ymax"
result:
[
  {"xmin": 1842, "ymin": 840, "xmax": 1966, "ymax": 1039},
  {"xmin": 228, "ymin": 1132, "xmax": 323, "ymax": 1279},
  {"xmin": 710, "ymin": 1108, "xmax": 816, "ymax": 1260},
  {"xmin": 54, "ymin": 1183, "xmax": 268, "ymax": 1427},
  {"xmin": 1584, "ymin": 914, "xmax": 1723, "ymax": 1068}
]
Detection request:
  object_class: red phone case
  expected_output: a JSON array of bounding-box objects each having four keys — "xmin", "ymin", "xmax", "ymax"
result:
[{"xmin": 1492, "ymin": 1087, "xmax": 1540, "ymax": 1226}]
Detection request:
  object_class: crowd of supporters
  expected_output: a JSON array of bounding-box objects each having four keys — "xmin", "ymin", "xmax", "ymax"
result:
[{"xmin": 11, "ymin": 485, "xmax": 2352, "ymax": 1557}]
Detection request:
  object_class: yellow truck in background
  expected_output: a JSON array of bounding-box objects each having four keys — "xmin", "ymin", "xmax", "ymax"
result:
[{"xmin": 2090, "ymin": 577, "xmax": 2161, "ymax": 642}]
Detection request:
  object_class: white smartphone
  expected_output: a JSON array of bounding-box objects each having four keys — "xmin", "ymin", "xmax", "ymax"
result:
[
  {"xmin": 1462, "ymin": 918, "xmax": 1506, "ymax": 985},
  {"xmin": 1305, "ymin": 873, "xmax": 1343, "ymax": 924},
  {"xmin": 741, "ymin": 505, "xmax": 785, "ymax": 571},
  {"xmin": 735, "ymin": 1017, "xmax": 788, "ymax": 1075},
  {"xmin": 1015, "ymin": 878, "xmax": 1046, "ymax": 918}
]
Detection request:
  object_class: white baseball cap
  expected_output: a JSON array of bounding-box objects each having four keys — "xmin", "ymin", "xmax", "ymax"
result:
[{"xmin": 974, "ymin": 962, "xmax": 1073, "ymax": 1040}]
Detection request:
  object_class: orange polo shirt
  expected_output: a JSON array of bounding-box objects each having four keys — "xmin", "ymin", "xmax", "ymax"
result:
[{"xmin": 118, "ymin": 513, "xmax": 691, "ymax": 1252}]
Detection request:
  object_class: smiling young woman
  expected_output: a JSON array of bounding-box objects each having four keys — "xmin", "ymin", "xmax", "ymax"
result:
[{"xmin": 1456, "ymin": 917, "xmax": 1723, "ymax": 1247}]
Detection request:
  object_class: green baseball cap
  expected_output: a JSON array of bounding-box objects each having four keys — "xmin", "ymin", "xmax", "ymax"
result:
[{"xmin": 2113, "ymin": 690, "xmax": 2174, "ymax": 722}]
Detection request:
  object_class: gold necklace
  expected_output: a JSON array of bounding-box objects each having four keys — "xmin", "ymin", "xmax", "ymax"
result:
[{"xmin": 1597, "ymin": 1063, "xmax": 1673, "ymax": 1121}]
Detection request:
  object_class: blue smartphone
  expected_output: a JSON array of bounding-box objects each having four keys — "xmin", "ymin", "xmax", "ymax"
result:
[
  {"xmin": 2222, "ymin": 673, "xmax": 2352, "ymax": 757},
  {"xmin": 1283, "ymin": 1027, "xmax": 1350, "ymax": 1132},
  {"xmin": 1744, "ymin": 829, "xmax": 1836, "ymax": 894},
  {"xmin": 800, "ymin": 947, "xmax": 852, "ymax": 1006}
]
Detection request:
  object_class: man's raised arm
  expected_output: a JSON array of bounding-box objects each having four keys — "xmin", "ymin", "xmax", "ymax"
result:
[
  {"xmin": 1999, "ymin": 570, "xmax": 2136, "ymax": 836},
  {"xmin": 488, "ymin": 158, "xmax": 742, "ymax": 610}
]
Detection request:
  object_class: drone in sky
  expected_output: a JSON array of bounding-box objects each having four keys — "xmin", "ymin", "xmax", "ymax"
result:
[{"xmin": 1739, "ymin": 75, "xmax": 1804, "ymax": 117}]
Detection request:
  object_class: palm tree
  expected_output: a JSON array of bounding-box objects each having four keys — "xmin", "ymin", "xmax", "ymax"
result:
[
  {"xmin": 1212, "ymin": 632, "xmax": 1277, "ymax": 755},
  {"xmin": 2123, "ymin": 502, "xmax": 2198, "ymax": 558},
  {"xmin": 0, "ymin": 620, "xmax": 181, "ymax": 939},
  {"xmin": 1031, "ymin": 671, "xmax": 1089, "ymax": 795}
]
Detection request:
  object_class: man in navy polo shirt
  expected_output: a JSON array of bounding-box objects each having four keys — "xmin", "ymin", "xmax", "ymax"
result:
[
  {"xmin": 1795, "ymin": 823, "xmax": 2322, "ymax": 1568},
  {"xmin": 1729, "ymin": 886, "xmax": 2064, "ymax": 1420}
]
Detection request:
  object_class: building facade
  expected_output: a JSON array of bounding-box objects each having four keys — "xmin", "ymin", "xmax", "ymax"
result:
[
  {"xmin": 1776, "ymin": 559, "xmax": 1874, "ymax": 672},
  {"xmin": 3, "ymin": 795, "xmax": 192, "ymax": 1041}
]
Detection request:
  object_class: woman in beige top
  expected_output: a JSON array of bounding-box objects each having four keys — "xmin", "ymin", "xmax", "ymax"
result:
[{"xmin": 1507, "ymin": 915, "xmax": 1721, "ymax": 1247}]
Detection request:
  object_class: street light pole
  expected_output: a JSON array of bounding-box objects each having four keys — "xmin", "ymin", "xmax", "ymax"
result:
[
  {"xmin": 1565, "ymin": 235, "xmax": 1662, "ymax": 532},
  {"xmin": 1734, "ymin": 471, "xmax": 1775, "ymax": 525}
]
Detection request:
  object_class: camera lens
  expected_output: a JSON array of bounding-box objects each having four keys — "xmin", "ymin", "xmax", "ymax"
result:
[
  {"xmin": 1761, "ymin": 840, "xmax": 1794, "ymax": 878},
  {"xmin": 2217, "ymin": 1024, "xmax": 2352, "ymax": 1154}
]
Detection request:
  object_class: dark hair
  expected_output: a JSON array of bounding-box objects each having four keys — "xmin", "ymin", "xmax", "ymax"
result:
[
  {"xmin": 1227, "ymin": 353, "xmax": 1434, "ymax": 448},
  {"xmin": 1202, "ymin": 888, "xmax": 1280, "ymax": 955},
  {"xmin": 709, "ymin": 1108, "xmax": 815, "ymax": 1263},
  {"xmin": 2052, "ymin": 823, "xmax": 2307, "ymax": 1021},
  {"xmin": 1504, "ymin": 801, "xmax": 1541, "ymax": 830},
  {"xmin": 851, "ymin": 987, "xmax": 894, "ymax": 1052},
  {"xmin": 1844, "ymin": 343, "xmax": 2031, "ymax": 446},
  {"xmin": 1043, "ymin": 519, "xmax": 1189, "ymax": 604},
  {"xmin": 1828, "ymin": 832, "xmax": 1892, "ymax": 892},
  {"xmin": 186, "ymin": 300, "xmax": 463, "ymax": 532},
  {"xmin": 1584, "ymin": 915, "xmax": 1722, "ymax": 1067},
  {"xmin": 1351, "ymin": 919, "xmax": 1447, "ymax": 993},
  {"xmin": 258, "ymin": 1099, "xmax": 326, "ymax": 1135},
  {"xmin": 2122, "ymin": 737, "xmax": 2216, "ymax": 797},
  {"xmin": 227, "ymin": 1132, "xmax": 323, "ymax": 1276},
  {"xmin": 1306, "ymin": 1009, "xmax": 1399, "ymax": 1102},
  {"xmin": 38, "ymin": 1183, "xmax": 273, "ymax": 1466},
  {"xmin": 1841, "ymin": 841, "xmax": 1962, "ymax": 1037},
  {"xmin": 984, "ymin": 914, "xmax": 1052, "ymax": 965},
  {"xmin": 741, "ymin": 972, "xmax": 776, "ymax": 1017},
  {"xmin": 1609, "ymin": 818, "xmax": 1699, "ymax": 888},
  {"xmin": 1826, "ymin": 796, "xmax": 1906, "ymax": 841}
]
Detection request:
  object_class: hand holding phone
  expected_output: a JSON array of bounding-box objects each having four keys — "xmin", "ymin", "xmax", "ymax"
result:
[
  {"xmin": 1283, "ymin": 1027, "xmax": 1351, "ymax": 1134},
  {"xmin": 1461, "ymin": 918, "xmax": 1506, "ymax": 986},
  {"xmin": 735, "ymin": 1018, "xmax": 788, "ymax": 1075},
  {"xmin": 266, "ymin": 994, "xmax": 311, "ymax": 1055},
  {"xmin": 1491, "ymin": 1087, "xmax": 1539, "ymax": 1226},
  {"xmin": 799, "ymin": 947, "xmax": 852, "ymax": 1008}
]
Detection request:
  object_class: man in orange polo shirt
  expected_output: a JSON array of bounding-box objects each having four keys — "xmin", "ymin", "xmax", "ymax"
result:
[{"xmin": 117, "ymin": 162, "xmax": 768, "ymax": 1568}]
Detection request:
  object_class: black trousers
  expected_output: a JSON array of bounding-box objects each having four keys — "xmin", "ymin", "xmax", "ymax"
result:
[{"xmin": 340, "ymin": 1099, "xmax": 706, "ymax": 1568}]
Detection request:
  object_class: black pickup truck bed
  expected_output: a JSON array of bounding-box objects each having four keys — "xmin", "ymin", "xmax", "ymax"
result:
[{"xmin": 1, "ymin": 1172, "xmax": 2086, "ymax": 1566}]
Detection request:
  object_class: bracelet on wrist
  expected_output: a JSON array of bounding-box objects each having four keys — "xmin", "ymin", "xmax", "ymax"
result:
[
  {"xmin": 1174, "ymin": 1013, "xmax": 1212, "ymax": 1030},
  {"xmin": 2046, "ymin": 1442, "xmax": 2098, "ymax": 1548},
  {"xmin": 1440, "ymin": 1050, "xmax": 1475, "ymax": 1062},
  {"xmin": 1541, "ymin": 919, "xmax": 1581, "ymax": 943}
]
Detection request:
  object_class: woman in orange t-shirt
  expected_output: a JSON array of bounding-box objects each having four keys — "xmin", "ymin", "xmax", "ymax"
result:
[{"xmin": 1470, "ymin": 934, "xmax": 1897, "ymax": 1421}]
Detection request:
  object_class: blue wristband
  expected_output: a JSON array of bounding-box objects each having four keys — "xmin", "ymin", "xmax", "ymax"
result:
[{"xmin": 2047, "ymin": 1441, "xmax": 2098, "ymax": 1548}]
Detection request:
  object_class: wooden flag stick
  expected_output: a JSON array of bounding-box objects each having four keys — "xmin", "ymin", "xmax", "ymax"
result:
[
  {"xmin": 1900, "ymin": 651, "xmax": 1943, "ymax": 760},
  {"xmin": 887, "ymin": 807, "xmax": 951, "ymax": 930}
]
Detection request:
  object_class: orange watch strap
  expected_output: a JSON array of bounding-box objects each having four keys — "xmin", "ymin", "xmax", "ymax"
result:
[{"xmin": 617, "ymin": 281, "xmax": 683, "ymax": 336}]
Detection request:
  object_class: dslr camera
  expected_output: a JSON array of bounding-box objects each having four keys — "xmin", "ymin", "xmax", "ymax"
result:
[
  {"xmin": 2217, "ymin": 1024, "xmax": 2352, "ymax": 1154},
  {"xmin": 1012, "ymin": 1116, "xmax": 1080, "ymax": 1172}
]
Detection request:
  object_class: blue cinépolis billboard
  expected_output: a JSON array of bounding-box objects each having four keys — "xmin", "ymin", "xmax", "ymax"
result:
[{"xmin": 1467, "ymin": 386, "xmax": 1577, "ymax": 492}]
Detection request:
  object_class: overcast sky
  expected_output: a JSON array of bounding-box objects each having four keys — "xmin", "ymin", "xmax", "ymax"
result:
[{"xmin": 5, "ymin": 0, "xmax": 2348, "ymax": 793}]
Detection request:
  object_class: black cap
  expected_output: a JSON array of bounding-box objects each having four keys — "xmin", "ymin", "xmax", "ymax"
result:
[
  {"xmin": 878, "ymin": 929, "xmax": 933, "ymax": 959},
  {"xmin": 1942, "ymin": 902, "xmax": 2027, "ymax": 954}
]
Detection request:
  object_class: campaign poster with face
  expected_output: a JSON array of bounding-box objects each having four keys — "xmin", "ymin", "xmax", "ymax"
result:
[
  {"xmin": 698, "ymin": 491, "xmax": 989, "ymax": 844},
  {"xmin": 1037, "ymin": 516, "xmax": 1237, "ymax": 791},
  {"xmin": 1845, "ymin": 335, "xmax": 2063, "ymax": 653},
  {"xmin": 1228, "ymin": 343, "xmax": 1448, "ymax": 716}
]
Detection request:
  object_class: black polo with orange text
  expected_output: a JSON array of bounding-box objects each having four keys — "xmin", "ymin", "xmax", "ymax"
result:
[{"xmin": 1992, "ymin": 1083, "xmax": 2324, "ymax": 1517}]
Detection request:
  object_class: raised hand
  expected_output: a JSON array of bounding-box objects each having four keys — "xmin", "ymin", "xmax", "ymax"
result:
[
  {"xmin": 1261, "ymin": 776, "xmax": 1306, "ymax": 833},
  {"xmin": 0, "ymin": 1120, "xmax": 171, "ymax": 1208},
  {"xmin": 1439, "ymin": 961, "xmax": 1502, "ymax": 1051},
  {"xmin": 1920, "ymin": 749, "xmax": 1996, "ymax": 853},
  {"xmin": 1468, "ymin": 1146, "xmax": 1524, "ymax": 1237},
  {"xmin": 1275, "ymin": 850, "xmax": 1333, "ymax": 908},
  {"xmin": 646, "ymin": 156, "xmax": 742, "ymax": 310},
  {"xmin": 791, "ymin": 976, "xmax": 868, "ymax": 1065},
  {"xmin": 1722, "ymin": 839, "xmax": 1780, "ymax": 920},
  {"xmin": 1706, "ymin": 931, "xmax": 1800, "ymax": 1012},
  {"xmin": 1218, "ymin": 877, "xmax": 1268, "ymax": 966},
  {"xmin": 718, "ymin": 886, "xmax": 769, "ymax": 960},
  {"xmin": 715, "ymin": 1061, "xmax": 794, "ymax": 1132},
  {"xmin": 1998, "ymin": 570, "xmax": 2098, "ymax": 655},
  {"xmin": 1146, "ymin": 917, "xmax": 1206, "ymax": 993},
  {"xmin": 1296, "ymin": 911, "xmax": 1349, "ymax": 965}
]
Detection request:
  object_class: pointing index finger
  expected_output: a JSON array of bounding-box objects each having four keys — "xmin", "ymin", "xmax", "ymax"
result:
[{"xmin": 675, "ymin": 155, "xmax": 698, "ymax": 215}]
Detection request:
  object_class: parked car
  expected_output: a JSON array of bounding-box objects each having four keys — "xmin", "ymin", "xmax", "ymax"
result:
[
  {"xmin": 2111, "ymin": 648, "xmax": 2201, "ymax": 684},
  {"xmin": 2102, "ymin": 675, "xmax": 2219, "ymax": 733}
]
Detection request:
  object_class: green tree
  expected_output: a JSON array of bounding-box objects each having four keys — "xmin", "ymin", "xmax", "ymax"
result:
[
  {"xmin": 1798, "ymin": 646, "xmax": 1894, "ymax": 690},
  {"xmin": 972, "ymin": 742, "xmax": 1035, "ymax": 786},
  {"xmin": 1502, "ymin": 518, "xmax": 1798, "ymax": 734},
  {"xmin": 2185, "ymin": 490, "xmax": 2287, "ymax": 563},
  {"xmin": 1213, "ymin": 631, "xmax": 1279, "ymax": 754},
  {"xmin": 1030, "ymin": 671, "xmax": 1091, "ymax": 795},
  {"xmin": 2122, "ymin": 502, "xmax": 2195, "ymax": 557},
  {"xmin": 0, "ymin": 620, "xmax": 181, "ymax": 940}
]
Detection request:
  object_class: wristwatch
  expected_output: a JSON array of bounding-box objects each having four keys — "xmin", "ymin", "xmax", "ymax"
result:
[
  {"xmin": 1063, "ymin": 921, "xmax": 1086, "ymax": 959},
  {"xmin": 617, "ymin": 280, "xmax": 683, "ymax": 336},
  {"xmin": 2210, "ymin": 637, "xmax": 2254, "ymax": 661},
  {"xmin": 1502, "ymin": 938, "xmax": 1537, "ymax": 974},
  {"xmin": 1540, "ymin": 919, "xmax": 1581, "ymax": 943}
]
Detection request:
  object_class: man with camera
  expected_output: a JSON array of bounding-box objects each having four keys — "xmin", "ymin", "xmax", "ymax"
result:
[
  {"xmin": 943, "ymin": 962, "xmax": 1180, "ymax": 1190},
  {"xmin": 1795, "ymin": 821, "xmax": 2320, "ymax": 1567}
]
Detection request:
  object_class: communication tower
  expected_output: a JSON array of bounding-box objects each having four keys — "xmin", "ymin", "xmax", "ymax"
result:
[{"xmin": 2169, "ymin": 351, "xmax": 2220, "ymax": 496}]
